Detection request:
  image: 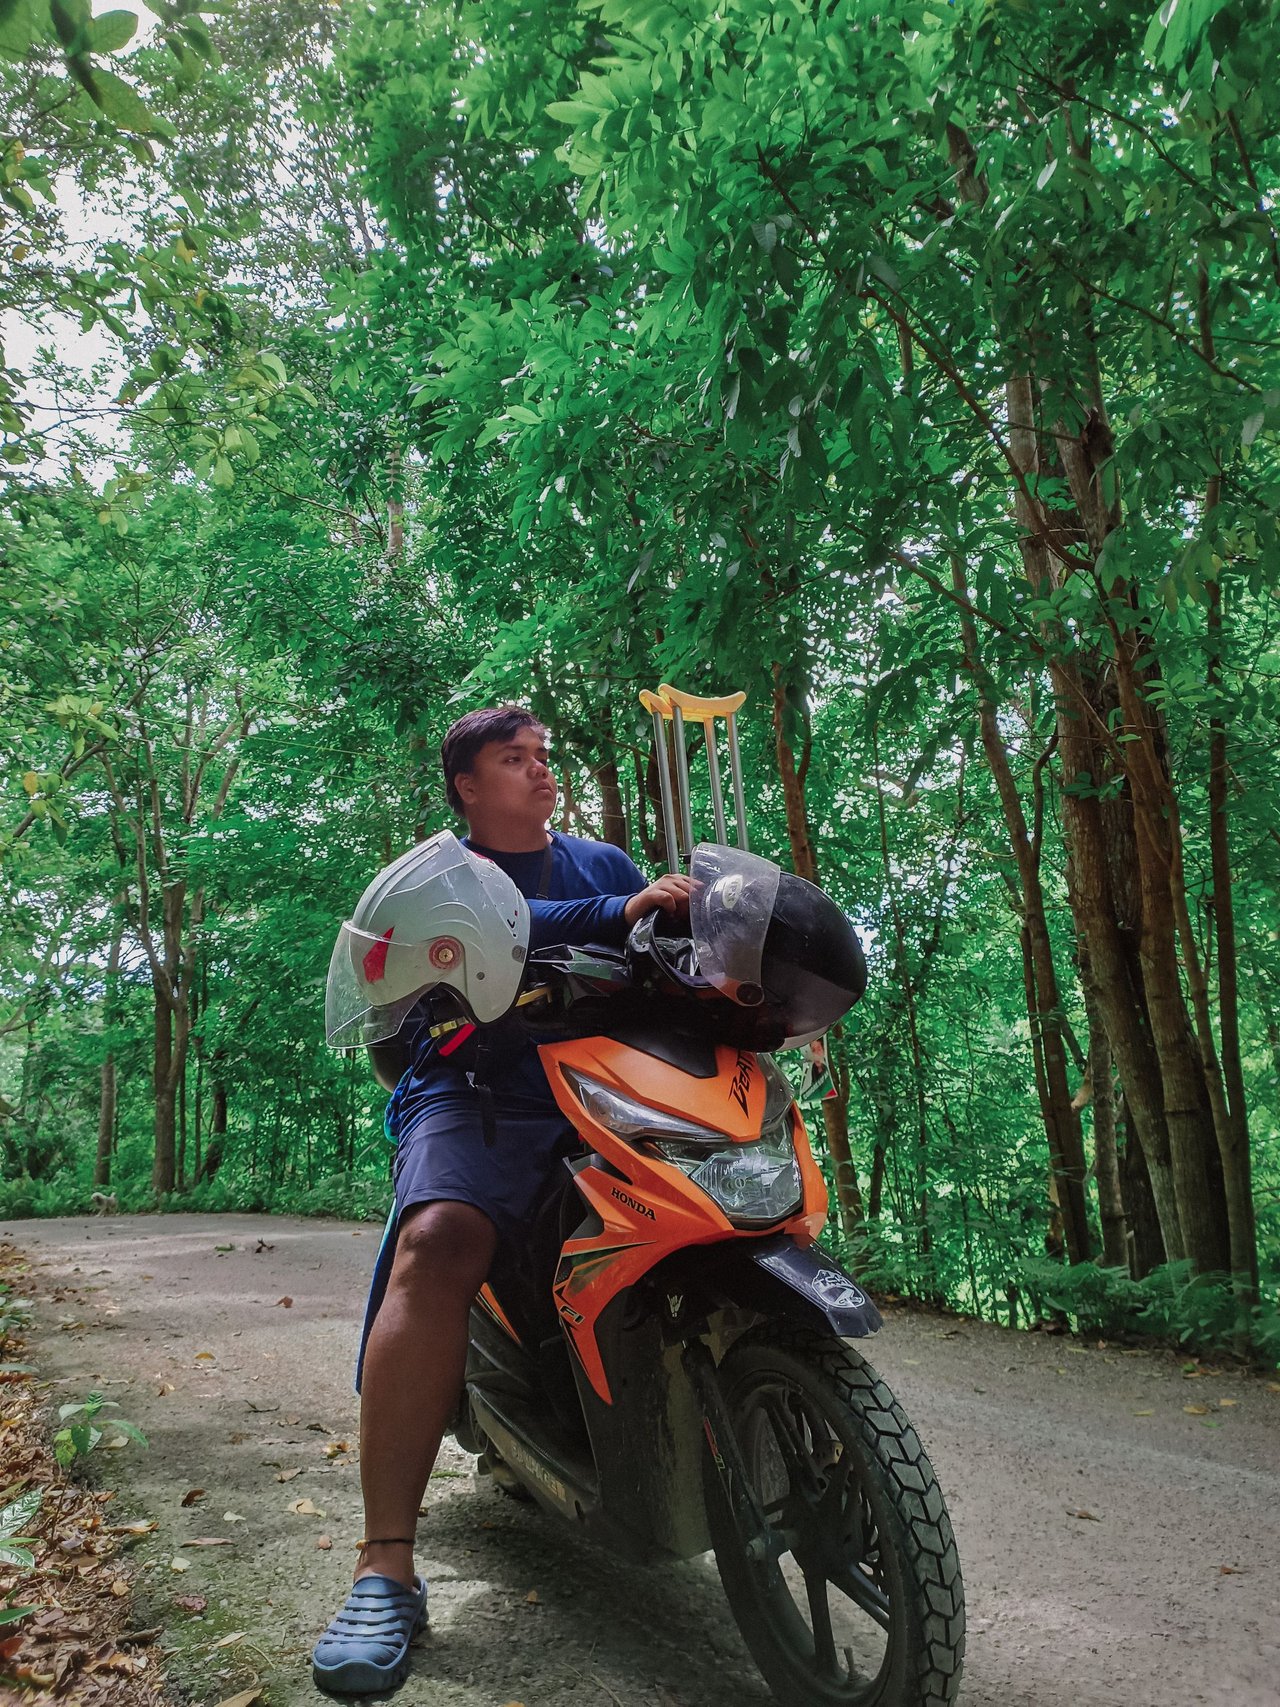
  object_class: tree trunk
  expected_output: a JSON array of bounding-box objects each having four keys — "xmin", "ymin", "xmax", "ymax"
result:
[
  {"xmin": 955, "ymin": 561, "xmax": 1092, "ymax": 1264},
  {"xmin": 94, "ymin": 911, "xmax": 124, "ymax": 1190},
  {"xmin": 868, "ymin": 1141, "xmax": 887, "ymax": 1223},
  {"xmin": 1207, "ymin": 577, "xmax": 1258, "ymax": 1304},
  {"xmin": 596, "ymin": 703, "xmax": 628, "ymax": 850},
  {"xmin": 868, "ymin": 717, "xmax": 933, "ymax": 1276},
  {"xmin": 152, "ymin": 989, "xmax": 176, "ymax": 1195},
  {"xmin": 1083, "ymin": 976, "xmax": 1127, "ymax": 1269},
  {"xmin": 1001, "ymin": 367, "xmax": 1199, "ymax": 1264},
  {"xmin": 1109, "ymin": 650, "xmax": 1230, "ymax": 1273},
  {"xmin": 1119, "ymin": 1099, "xmax": 1167, "ymax": 1276},
  {"xmin": 200, "ymin": 1067, "xmax": 228, "ymax": 1184},
  {"xmin": 95, "ymin": 1059, "xmax": 117, "ymax": 1191},
  {"xmin": 1118, "ymin": 1095, "xmax": 1166, "ymax": 1280}
]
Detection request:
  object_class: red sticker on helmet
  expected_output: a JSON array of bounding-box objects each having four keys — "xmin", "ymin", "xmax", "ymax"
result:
[{"xmin": 362, "ymin": 927, "xmax": 395, "ymax": 984}]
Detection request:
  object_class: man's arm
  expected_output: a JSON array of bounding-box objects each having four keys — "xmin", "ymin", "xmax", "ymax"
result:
[{"xmin": 527, "ymin": 875, "xmax": 694, "ymax": 951}]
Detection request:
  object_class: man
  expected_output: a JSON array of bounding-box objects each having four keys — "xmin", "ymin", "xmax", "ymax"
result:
[{"xmin": 313, "ymin": 704, "xmax": 691, "ymax": 1695}]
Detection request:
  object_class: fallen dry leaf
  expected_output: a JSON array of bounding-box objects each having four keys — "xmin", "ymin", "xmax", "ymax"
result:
[
  {"xmin": 156, "ymin": 1382, "xmax": 175, "ymax": 1397},
  {"xmin": 1218, "ymin": 1398, "xmax": 1238, "ymax": 1408},
  {"xmin": 275, "ymin": 1296, "xmax": 293, "ymax": 1308},
  {"xmin": 170, "ymin": 1557, "xmax": 190, "ymax": 1572},
  {"xmin": 173, "ymin": 1595, "xmax": 208, "ymax": 1613},
  {"xmin": 1132, "ymin": 1409, "xmax": 1153, "ymax": 1417},
  {"xmin": 323, "ymin": 1441, "xmax": 349, "ymax": 1459},
  {"xmin": 276, "ymin": 1468, "xmax": 302, "ymax": 1482},
  {"xmin": 186, "ymin": 1537, "xmax": 234, "ymax": 1547},
  {"xmin": 110, "ymin": 1519, "xmax": 157, "ymax": 1535},
  {"xmin": 524, "ymin": 1589, "xmax": 539, "ymax": 1604},
  {"xmin": 1218, "ymin": 1565, "xmax": 1244, "ymax": 1575},
  {"xmin": 305, "ymin": 1421, "xmax": 330, "ymax": 1433},
  {"xmin": 181, "ymin": 1488, "xmax": 205, "ymax": 1507},
  {"xmin": 223, "ymin": 1511, "xmax": 246, "ymax": 1523},
  {"xmin": 1184, "ymin": 1404, "xmax": 1210, "ymax": 1416},
  {"xmin": 288, "ymin": 1498, "xmax": 325, "ymax": 1517},
  {"xmin": 1066, "ymin": 1509, "xmax": 1101, "ymax": 1522},
  {"xmin": 110, "ymin": 1579, "xmax": 129, "ymax": 1597},
  {"xmin": 195, "ymin": 1351, "xmax": 215, "ymax": 1362},
  {"xmin": 210, "ymin": 1631, "xmax": 247, "ymax": 1649},
  {"xmin": 213, "ymin": 1689, "xmax": 263, "ymax": 1707},
  {"xmin": 316, "ymin": 1534, "xmax": 333, "ymax": 1551}
]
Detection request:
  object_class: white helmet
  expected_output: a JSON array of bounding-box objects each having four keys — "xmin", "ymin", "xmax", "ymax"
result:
[{"xmin": 324, "ymin": 830, "xmax": 530, "ymax": 1047}]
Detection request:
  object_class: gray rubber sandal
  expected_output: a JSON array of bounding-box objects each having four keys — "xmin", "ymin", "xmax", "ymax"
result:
[{"xmin": 311, "ymin": 1574, "xmax": 428, "ymax": 1696}]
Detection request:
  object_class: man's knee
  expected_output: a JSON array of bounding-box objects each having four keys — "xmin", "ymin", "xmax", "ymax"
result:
[{"xmin": 392, "ymin": 1200, "xmax": 497, "ymax": 1297}]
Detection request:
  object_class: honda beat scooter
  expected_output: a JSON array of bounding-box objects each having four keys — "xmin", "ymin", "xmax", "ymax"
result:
[{"xmin": 371, "ymin": 686, "xmax": 964, "ymax": 1707}]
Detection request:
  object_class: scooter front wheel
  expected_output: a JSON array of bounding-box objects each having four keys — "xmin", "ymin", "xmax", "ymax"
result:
[{"xmin": 703, "ymin": 1326, "xmax": 963, "ymax": 1707}]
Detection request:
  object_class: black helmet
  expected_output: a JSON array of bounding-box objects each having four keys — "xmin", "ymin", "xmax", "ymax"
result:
[
  {"xmin": 759, "ymin": 869, "xmax": 867, "ymax": 1042},
  {"xmin": 690, "ymin": 844, "xmax": 866, "ymax": 1046}
]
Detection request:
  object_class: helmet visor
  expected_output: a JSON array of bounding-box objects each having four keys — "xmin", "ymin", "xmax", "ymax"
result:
[
  {"xmin": 689, "ymin": 843, "xmax": 781, "ymax": 1005},
  {"xmin": 324, "ymin": 922, "xmax": 433, "ymax": 1047}
]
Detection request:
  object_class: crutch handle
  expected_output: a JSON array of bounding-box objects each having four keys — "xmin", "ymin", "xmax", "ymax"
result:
[
  {"xmin": 658, "ymin": 684, "xmax": 747, "ymax": 718},
  {"xmin": 639, "ymin": 688, "xmax": 674, "ymax": 718}
]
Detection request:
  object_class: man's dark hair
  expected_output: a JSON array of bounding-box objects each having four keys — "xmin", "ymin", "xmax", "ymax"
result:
[{"xmin": 441, "ymin": 704, "xmax": 548, "ymax": 815}]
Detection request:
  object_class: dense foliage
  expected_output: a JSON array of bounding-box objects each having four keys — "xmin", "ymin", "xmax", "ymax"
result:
[{"xmin": 2, "ymin": 0, "xmax": 1278, "ymax": 1357}]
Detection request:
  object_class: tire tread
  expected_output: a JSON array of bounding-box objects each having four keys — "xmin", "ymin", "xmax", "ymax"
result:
[{"xmin": 717, "ymin": 1323, "xmax": 964, "ymax": 1707}]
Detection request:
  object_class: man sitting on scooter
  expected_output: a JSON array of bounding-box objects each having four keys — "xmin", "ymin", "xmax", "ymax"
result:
[{"xmin": 313, "ymin": 703, "xmax": 692, "ymax": 1696}]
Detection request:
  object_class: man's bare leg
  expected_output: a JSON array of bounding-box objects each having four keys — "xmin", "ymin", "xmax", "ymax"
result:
[{"xmin": 354, "ymin": 1199, "xmax": 498, "ymax": 1589}]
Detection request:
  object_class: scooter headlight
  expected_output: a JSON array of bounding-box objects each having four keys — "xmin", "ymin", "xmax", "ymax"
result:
[
  {"xmin": 563, "ymin": 1056, "xmax": 802, "ymax": 1226},
  {"xmin": 654, "ymin": 1057, "xmax": 802, "ymax": 1226},
  {"xmin": 652, "ymin": 1120, "xmax": 803, "ymax": 1226}
]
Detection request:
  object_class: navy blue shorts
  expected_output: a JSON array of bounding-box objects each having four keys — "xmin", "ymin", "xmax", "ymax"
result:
[{"xmin": 355, "ymin": 1090, "xmax": 578, "ymax": 1389}]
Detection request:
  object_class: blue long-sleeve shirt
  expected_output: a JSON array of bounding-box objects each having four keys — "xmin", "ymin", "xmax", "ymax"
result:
[{"xmin": 385, "ymin": 830, "xmax": 647, "ymax": 1135}]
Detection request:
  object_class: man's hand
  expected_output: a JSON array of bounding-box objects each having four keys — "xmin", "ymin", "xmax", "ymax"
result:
[{"xmin": 624, "ymin": 872, "xmax": 695, "ymax": 928}]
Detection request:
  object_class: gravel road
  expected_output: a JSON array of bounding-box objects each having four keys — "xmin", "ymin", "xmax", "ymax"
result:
[{"xmin": 4, "ymin": 1213, "xmax": 1277, "ymax": 1707}]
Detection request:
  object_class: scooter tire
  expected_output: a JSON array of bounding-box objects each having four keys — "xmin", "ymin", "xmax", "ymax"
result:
[{"xmin": 703, "ymin": 1324, "xmax": 963, "ymax": 1707}]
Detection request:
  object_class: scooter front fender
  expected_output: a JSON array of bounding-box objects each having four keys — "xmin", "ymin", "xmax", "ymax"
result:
[{"xmin": 732, "ymin": 1236, "xmax": 882, "ymax": 1339}]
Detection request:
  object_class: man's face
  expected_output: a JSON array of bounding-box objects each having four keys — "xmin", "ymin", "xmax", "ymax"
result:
[{"xmin": 456, "ymin": 726, "xmax": 557, "ymax": 825}]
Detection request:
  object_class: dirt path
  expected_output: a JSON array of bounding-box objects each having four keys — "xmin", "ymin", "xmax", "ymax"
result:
[{"xmin": 4, "ymin": 1214, "xmax": 1277, "ymax": 1707}]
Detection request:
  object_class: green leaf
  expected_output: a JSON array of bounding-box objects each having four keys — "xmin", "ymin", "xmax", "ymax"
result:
[
  {"xmin": 0, "ymin": 1491, "xmax": 40, "ymax": 1540},
  {"xmin": 178, "ymin": 16, "xmax": 218, "ymax": 64},
  {"xmin": 0, "ymin": 1606, "xmax": 35, "ymax": 1627},
  {"xmin": 0, "ymin": 0, "xmax": 35, "ymax": 59},
  {"xmin": 106, "ymin": 1419, "xmax": 148, "ymax": 1446},
  {"xmin": 83, "ymin": 68, "xmax": 158, "ymax": 134},
  {"xmin": 89, "ymin": 9, "xmax": 138, "ymax": 52},
  {"xmin": 546, "ymin": 100, "xmax": 599, "ymax": 126},
  {"xmin": 863, "ymin": 145, "xmax": 892, "ymax": 186}
]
